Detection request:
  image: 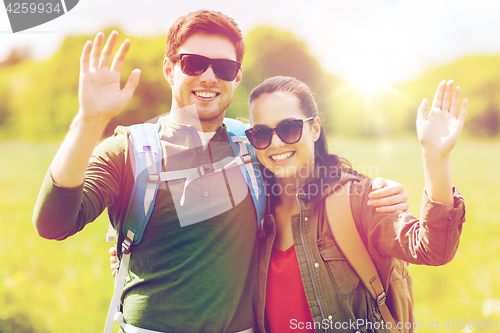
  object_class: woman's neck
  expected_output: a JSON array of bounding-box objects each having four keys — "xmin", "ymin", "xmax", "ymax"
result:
[{"xmin": 273, "ymin": 164, "xmax": 314, "ymax": 206}]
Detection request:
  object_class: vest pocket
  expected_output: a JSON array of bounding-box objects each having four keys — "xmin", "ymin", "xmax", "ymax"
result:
[
  {"xmin": 387, "ymin": 276, "xmax": 415, "ymax": 331},
  {"xmin": 319, "ymin": 241, "xmax": 360, "ymax": 300}
]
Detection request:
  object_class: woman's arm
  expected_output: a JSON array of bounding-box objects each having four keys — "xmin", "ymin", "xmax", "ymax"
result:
[
  {"xmin": 417, "ymin": 80, "xmax": 467, "ymax": 206},
  {"xmin": 351, "ymin": 81, "xmax": 467, "ymax": 265}
]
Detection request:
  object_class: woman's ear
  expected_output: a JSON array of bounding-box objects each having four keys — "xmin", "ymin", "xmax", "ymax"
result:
[{"xmin": 312, "ymin": 116, "xmax": 321, "ymax": 142}]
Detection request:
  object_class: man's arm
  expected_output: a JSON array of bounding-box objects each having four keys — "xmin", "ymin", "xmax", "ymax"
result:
[
  {"xmin": 51, "ymin": 31, "xmax": 140, "ymax": 187},
  {"xmin": 33, "ymin": 32, "xmax": 140, "ymax": 237}
]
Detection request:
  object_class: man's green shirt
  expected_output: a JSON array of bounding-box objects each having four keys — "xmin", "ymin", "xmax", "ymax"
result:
[{"xmin": 34, "ymin": 115, "xmax": 259, "ymax": 332}]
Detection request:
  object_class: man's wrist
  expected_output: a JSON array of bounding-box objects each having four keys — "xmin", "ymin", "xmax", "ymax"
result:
[{"xmin": 74, "ymin": 110, "xmax": 110, "ymax": 132}]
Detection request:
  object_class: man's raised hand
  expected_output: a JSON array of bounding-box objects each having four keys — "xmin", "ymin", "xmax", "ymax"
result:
[{"xmin": 79, "ymin": 31, "xmax": 141, "ymax": 123}]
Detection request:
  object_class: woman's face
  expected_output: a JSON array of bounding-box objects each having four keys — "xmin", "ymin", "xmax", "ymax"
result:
[{"xmin": 249, "ymin": 91, "xmax": 321, "ymax": 180}]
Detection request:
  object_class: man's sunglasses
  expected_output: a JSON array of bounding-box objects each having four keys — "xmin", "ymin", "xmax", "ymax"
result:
[
  {"xmin": 168, "ymin": 53, "xmax": 241, "ymax": 81},
  {"xmin": 245, "ymin": 117, "xmax": 315, "ymax": 150}
]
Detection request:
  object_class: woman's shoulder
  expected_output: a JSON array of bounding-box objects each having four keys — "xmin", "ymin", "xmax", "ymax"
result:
[{"xmin": 325, "ymin": 171, "xmax": 372, "ymax": 198}]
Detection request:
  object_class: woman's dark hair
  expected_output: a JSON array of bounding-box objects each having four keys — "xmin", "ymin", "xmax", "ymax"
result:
[
  {"xmin": 248, "ymin": 76, "xmax": 329, "ymax": 163},
  {"xmin": 248, "ymin": 76, "xmax": 355, "ymax": 172}
]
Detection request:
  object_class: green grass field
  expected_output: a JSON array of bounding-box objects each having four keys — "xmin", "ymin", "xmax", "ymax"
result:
[{"xmin": 1, "ymin": 137, "xmax": 499, "ymax": 332}]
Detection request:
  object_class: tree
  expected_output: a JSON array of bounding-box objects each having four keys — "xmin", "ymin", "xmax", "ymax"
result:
[
  {"xmin": 227, "ymin": 26, "xmax": 339, "ymax": 133},
  {"xmin": 469, "ymin": 105, "xmax": 500, "ymax": 137}
]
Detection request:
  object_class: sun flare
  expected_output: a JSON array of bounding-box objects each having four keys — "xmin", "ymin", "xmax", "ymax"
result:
[{"xmin": 350, "ymin": 72, "xmax": 391, "ymax": 97}]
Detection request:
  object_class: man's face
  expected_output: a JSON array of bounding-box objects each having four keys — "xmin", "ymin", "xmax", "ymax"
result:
[{"xmin": 164, "ymin": 33, "xmax": 242, "ymax": 130}]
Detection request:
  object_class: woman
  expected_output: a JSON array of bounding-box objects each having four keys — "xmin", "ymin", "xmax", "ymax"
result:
[
  {"xmin": 244, "ymin": 76, "xmax": 466, "ymax": 333},
  {"xmin": 109, "ymin": 76, "xmax": 466, "ymax": 332}
]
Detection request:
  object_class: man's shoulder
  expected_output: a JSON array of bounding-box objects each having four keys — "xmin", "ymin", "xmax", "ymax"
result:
[{"xmin": 93, "ymin": 125, "xmax": 130, "ymax": 158}]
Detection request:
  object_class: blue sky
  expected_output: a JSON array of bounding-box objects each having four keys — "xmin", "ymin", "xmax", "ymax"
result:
[{"xmin": 1, "ymin": 0, "xmax": 500, "ymax": 86}]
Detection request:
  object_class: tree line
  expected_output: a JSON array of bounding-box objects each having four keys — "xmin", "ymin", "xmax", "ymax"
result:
[{"xmin": 0, "ymin": 26, "xmax": 498, "ymax": 141}]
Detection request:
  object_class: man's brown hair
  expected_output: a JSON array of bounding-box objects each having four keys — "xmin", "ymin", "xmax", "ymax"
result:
[{"xmin": 165, "ymin": 10, "xmax": 245, "ymax": 62}]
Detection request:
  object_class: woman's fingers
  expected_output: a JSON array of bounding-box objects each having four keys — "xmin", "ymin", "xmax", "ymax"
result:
[
  {"xmin": 417, "ymin": 98, "xmax": 429, "ymax": 124},
  {"xmin": 111, "ymin": 262, "xmax": 119, "ymax": 277},
  {"xmin": 449, "ymin": 86, "xmax": 461, "ymax": 118},
  {"xmin": 109, "ymin": 247, "xmax": 117, "ymax": 264},
  {"xmin": 109, "ymin": 247, "xmax": 118, "ymax": 277},
  {"xmin": 441, "ymin": 80, "xmax": 454, "ymax": 112},
  {"xmin": 431, "ymin": 80, "xmax": 447, "ymax": 110}
]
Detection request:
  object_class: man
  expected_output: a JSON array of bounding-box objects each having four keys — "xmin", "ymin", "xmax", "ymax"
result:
[{"xmin": 33, "ymin": 10, "xmax": 408, "ymax": 333}]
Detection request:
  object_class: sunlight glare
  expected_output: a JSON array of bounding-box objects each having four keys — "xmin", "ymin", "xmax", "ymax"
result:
[{"xmin": 350, "ymin": 70, "xmax": 391, "ymax": 97}]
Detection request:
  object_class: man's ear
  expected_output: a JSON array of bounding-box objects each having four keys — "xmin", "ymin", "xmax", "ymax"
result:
[
  {"xmin": 163, "ymin": 57, "xmax": 174, "ymax": 86},
  {"xmin": 232, "ymin": 66, "xmax": 243, "ymax": 89}
]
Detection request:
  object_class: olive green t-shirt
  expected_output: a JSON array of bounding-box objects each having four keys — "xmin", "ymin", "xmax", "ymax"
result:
[{"xmin": 34, "ymin": 116, "xmax": 259, "ymax": 332}]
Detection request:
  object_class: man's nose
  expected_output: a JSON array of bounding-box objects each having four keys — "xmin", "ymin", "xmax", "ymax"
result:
[{"xmin": 198, "ymin": 64, "xmax": 218, "ymax": 83}]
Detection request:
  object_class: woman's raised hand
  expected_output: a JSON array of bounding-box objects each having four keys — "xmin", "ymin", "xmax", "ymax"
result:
[
  {"xmin": 78, "ymin": 31, "xmax": 141, "ymax": 123},
  {"xmin": 416, "ymin": 80, "xmax": 467, "ymax": 157}
]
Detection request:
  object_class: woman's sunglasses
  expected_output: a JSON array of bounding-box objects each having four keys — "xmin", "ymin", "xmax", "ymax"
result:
[
  {"xmin": 168, "ymin": 53, "xmax": 241, "ymax": 82},
  {"xmin": 245, "ymin": 117, "xmax": 315, "ymax": 150}
]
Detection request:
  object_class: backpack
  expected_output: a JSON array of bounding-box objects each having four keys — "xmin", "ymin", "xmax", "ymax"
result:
[
  {"xmin": 325, "ymin": 182, "xmax": 415, "ymax": 333},
  {"xmin": 104, "ymin": 118, "xmax": 266, "ymax": 333}
]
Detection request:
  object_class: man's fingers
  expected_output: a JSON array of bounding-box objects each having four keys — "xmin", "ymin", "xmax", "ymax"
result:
[
  {"xmin": 110, "ymin": 39, "xmax": 132, "ymax": 73},
  {"xmin": 109, "ymin": 247, "xmax": 116, "ymax": 255},
  {"xmin": 80, "ymin": 40, "xmax": 92, "ymax": 74},
  {"xmin": 370, "ymin": 180, "xmax": 404, "ymax": 199},
  {"xmin": 89, "ymin": 32, "xmax": 104, "ymax": 70},
  {"xmin": 99, "ymin": 31, "xmax": 119, "ymax": 69},
  {"xmin": 369, "ymin": 184, "xmax": 405, "ymax": 198},
  {"xmin": 368, "ymin": 191, "xmax": 408, "ymax": 208},
  {"xmin": 122, "ymin": 69, "xmax": 141, "ymax": 99},
  {"xmin": 431, "ymin": 80, "xmax": 447, "ymax": 110},
  {"xmin": 375, "ymin": 202, "xmax": 410, "ymax": 214},
  {"xmin": 371, "ymin": 177, "xmax": 387, "ymax": 191}
]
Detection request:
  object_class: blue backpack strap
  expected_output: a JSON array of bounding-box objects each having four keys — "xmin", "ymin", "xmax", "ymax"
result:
[
  {"xmin": 224, "ymin": 118, "xmax": 266, "ymax": 230},
  {"xmin": 105, "ymin": 123, "xmax": 162, "ymax": 333},
  {"xmin": 123, "ymin": 123, "xmax": 163, "ymax": 245}
]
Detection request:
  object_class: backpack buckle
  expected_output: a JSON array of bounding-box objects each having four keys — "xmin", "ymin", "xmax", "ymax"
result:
[
  {"xmin": 242, "ymin": 154, "xmax": 252, "ymax": 164},
  {"xmin": 148, "ymin": 174, "xmax": 160, "ymax": 183},
  {"xmin": 377, "ymin": 292, "xmax": 386, "ymax": 306},
  {"xmin": 199, "ymin": 163, "xmax": 214, "ymax": 176},
  {"xmin": 122, "ymin": 234, "xmax": 134, "ymax": 254}
]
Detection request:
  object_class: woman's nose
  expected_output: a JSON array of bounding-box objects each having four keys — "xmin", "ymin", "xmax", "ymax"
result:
[{"xmin": 269, "ymin": 131, "xmax": 284, "ymax": 148}]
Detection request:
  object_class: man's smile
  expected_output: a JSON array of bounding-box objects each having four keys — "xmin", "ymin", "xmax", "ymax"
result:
[{"xmin": 193, "ymin": 91, "xmax": 220, "ymax": 99}]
